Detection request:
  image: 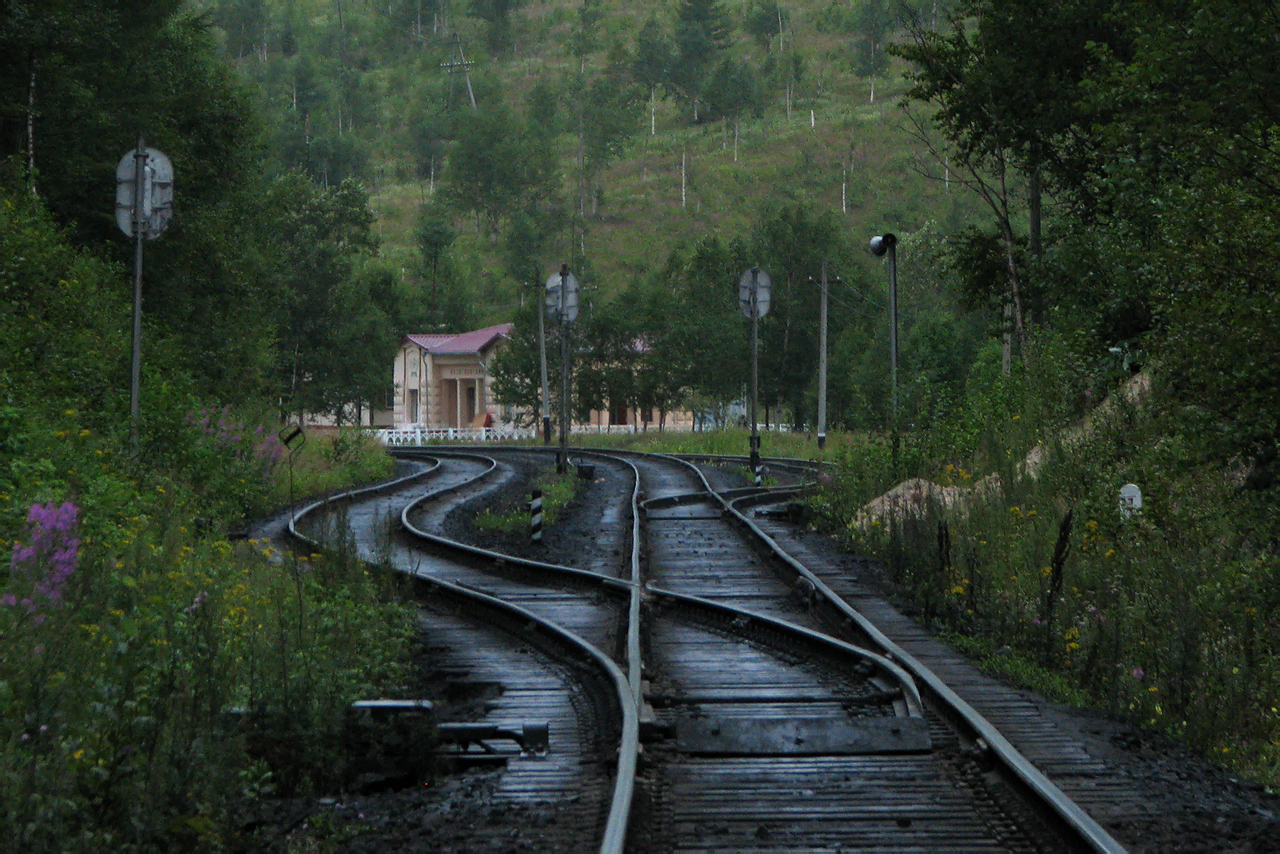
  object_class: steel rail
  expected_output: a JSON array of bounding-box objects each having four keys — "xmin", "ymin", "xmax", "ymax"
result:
[
  {"xmin": 412, "ymin": 574, "xmax": 639, "ymax": 854},
  {"xmin": 647, "ymin": 585, "xmax": 925, "ymax": 717},
  {"xmin": 714, "ymin": 480, "xmax": 1130, "ymax": 854},
  {"xmin": 597, "ymin": 448, "xmax": 1125, "ymax": 852},
  {"xmin": 286, "ymin": 453, "xmax": 442, "ymax": 542},
  {"xmin": 395, "ymin": 446, "xmax": 1126, "ymax": 850},
  {"xmin": 395, "ymin": 449, "xmax": 942, "ymax": 852},
  {"xmin": 288, "ymin": 450, "xmax": 638, "ymax": 854},
  {"xmin": 575, "ymin": 450, "xmax": 646, "ymax": 716},
  {"xmin": 395, "ymin": 453, "xmax": 925, "ymax": 720},
  {"xmin": 395, "ymin": 450, "xmax": 639, "ymax": 854}
]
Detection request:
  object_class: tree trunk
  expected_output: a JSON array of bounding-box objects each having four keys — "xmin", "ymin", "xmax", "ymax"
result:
[
  {"xmin": 681, "ymin": 149, "xmax": 686, "ymax": 208},
  {"xmin": 998, "ymin": 212, "xmax": 1026, "ymax": 362},
  {"xmin": 26, "ymin": 54, "xmax": 36, "ymax": 196},
  {"xmin": 1028, "ymin": 157, "xmax": 1043, "ymax": 257}
]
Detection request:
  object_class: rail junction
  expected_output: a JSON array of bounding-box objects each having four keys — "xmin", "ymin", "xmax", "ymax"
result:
[{"xmin": 285, "ymin": 446, "xmax": 1139, "ymax": 852}]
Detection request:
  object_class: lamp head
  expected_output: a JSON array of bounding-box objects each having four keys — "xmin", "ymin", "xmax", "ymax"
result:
[{"xmin": 869, "ymin": 233, "xmax": 897, "ymax": 257}]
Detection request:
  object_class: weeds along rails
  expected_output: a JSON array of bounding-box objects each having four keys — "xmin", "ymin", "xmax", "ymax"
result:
[{"xmin": 290, "ymin": 448, "xmax": 1124, "ymax": 852}]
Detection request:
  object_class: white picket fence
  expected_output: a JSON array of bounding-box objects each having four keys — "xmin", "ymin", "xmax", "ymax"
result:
[
  {"xmin": 371, "ymin": 422, "xmax": 692, "ymax": 446},
  {"xmin": 373, "ymin": 426, "xmax": 534, "ymax": 446}
]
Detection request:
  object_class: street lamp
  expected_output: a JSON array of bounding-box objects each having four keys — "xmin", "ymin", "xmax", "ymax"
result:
[
  {"xmin": 870, "ymin": 233, "xmax": 899, "ymax": 473},
  {"xmin": 869, "ymin": 233, "xmax": 898, "ymax": 427}
]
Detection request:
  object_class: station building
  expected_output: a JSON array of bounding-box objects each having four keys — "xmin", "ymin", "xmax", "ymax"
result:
[
  {"xmin": 390, "ymin": 323, "xmax": 513, "ymax": 429},
  {"xmin": 380, "ymin": 323, "xmax": 696, "ymax": 438}
]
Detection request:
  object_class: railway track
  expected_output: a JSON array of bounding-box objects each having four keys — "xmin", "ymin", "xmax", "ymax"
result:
[{"xmin": 285, "ymin": 446, "xmax": 1126, "ymax": 853}]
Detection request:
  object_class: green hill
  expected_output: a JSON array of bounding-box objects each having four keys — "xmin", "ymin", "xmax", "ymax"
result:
[{"xmin": 197, "ymin": 0, "xmax": 984, "ymax": 315}]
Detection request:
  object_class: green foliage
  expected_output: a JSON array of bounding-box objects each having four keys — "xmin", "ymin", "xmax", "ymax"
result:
[
  {"xmin": 468, "ymin": 0, "xmax": 527, "ymax": 54},
  {"xmin": 474, "ymin": 467, "xmax": 579, "ymax": 531},
  {"xmin": 0, "ymin": 194, "xmax": 130, "ymax": 423},
  {"xmin": 671, "ymin": 0, "xmax": 733, "ymax": 117},
  {"xmin": 0, "ymin": 500, "xmax": 412, "ymax": 849},
  {"xmin": 263, "ymin": 173, "xmax": 398, "ymax": 421},
  {"xmin": 447, "ymin": 98, "xmax": 559, "ymax": 236},
  {"xmin": 0, "ymin": 182, "xmax": 403, "ymax": 842},
  {"xmin": 821, "ymin": 334, "xmax": 1280, "ymax": 786},
  {"xmin": 940, "ymin": 631, "xmax": 1092, "ymax": 706}
]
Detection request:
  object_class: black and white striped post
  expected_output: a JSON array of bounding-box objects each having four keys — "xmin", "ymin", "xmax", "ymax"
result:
[{"xmin": 529, "ymin": 489, "xmax": 543, "ymax": 543}]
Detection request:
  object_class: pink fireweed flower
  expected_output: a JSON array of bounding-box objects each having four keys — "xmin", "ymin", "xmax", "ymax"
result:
[{"xmin": 7, "ymin": 502, "xmax": 79, "ymax": 612}]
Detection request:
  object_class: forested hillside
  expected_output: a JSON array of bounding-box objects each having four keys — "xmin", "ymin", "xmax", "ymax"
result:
[{"xmin": 190, "ymin": 0, "xmax": 993, "ymax": 433}]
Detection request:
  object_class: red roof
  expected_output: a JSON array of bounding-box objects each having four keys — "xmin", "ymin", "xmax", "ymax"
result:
[{"xmin": 406, "ymin": 323, "xmax": 512, "ymax": 355}]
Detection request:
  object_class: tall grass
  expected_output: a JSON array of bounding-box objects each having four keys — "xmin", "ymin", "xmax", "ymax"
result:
[
  {"xmin": 0, "ymin": 423, "xmax": 414, "ymax": 850},
  {"xmin": 821, "ymin": 355, "xmax": 1280, "ymax": 788}
]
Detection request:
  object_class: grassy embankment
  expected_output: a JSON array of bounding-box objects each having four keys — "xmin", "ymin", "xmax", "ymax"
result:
[{"xmin": 0, "ymin": 414, "xmax": 416, "ymax": 850}]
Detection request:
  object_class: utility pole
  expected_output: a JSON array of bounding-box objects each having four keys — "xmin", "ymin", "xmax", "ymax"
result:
[
  {"xmin": 738, "ymin": 267, "xmax": 771, "ymax": 485},
  {"xmin": 558, "ymin": 265, "xmax": 570, "ymax": 473},
  {"xmin": 440, "ymin": 34, "xmax": 477, "ymax": 109},
  {"xmin": 537, "ymin": 280, "xmax": 552, "ymax": 445},
  {"xmin": 546, "ymin": 265, "xmax": 579, "ymax": 473},
  {"xmin": 812, "ymin": 260, "xmax": 838, "ymax": 451}
]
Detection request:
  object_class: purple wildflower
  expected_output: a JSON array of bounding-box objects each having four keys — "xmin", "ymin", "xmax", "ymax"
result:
[
  {"xmin": 7, "ymin": 502, "xmax": 79, "ymax": 612},
  {"xmin": 1133, "ymin": 668, "xmax": 1144, "ymax": 680}
]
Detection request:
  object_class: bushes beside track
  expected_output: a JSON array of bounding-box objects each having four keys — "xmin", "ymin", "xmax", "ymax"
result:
[{"xmin": 1, "ymin": 192, "xmax": 413, "ymax": 850}]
